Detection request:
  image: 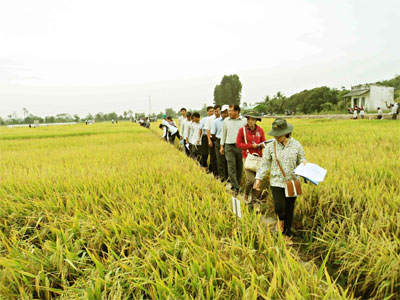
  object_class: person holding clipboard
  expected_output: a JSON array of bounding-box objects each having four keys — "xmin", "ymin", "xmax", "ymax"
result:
[{"xmin": 253, "ymin": 118, "xmax": 307, "ymax": 245}]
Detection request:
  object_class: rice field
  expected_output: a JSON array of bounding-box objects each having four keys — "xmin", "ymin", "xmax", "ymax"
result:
[{"xmin": 0, "ymin": 119, "xmax": 398, "ymax": 299}]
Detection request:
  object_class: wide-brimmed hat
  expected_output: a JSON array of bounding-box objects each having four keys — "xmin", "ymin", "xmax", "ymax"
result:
[
  {"xmin": 244, "ymin": 111, "xmax": 262, "ymax": 121},
  {"xmin": 268, "ymin": 118, "xmax": 293, "ymax": 136}
]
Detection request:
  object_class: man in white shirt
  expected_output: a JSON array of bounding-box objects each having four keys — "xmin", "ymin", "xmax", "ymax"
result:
[
  {"xmin": 377, "ymin": 107, "xmax": 383, "ymax": 120},
  {"xmin": 205, "ymin": 105, "xmax": 221, "ymax": 176},
  {"xmin": 178, "ymin": 108, "xmax": 187, "ymax": 129},
  {"xmin": 190, "ymin": 112, "xmax": 201, "ymax": 162},
  {"xmin": 211, "ymin": 104, "xmax": 229, "ymax": 181},
  {"xmin": 220, "ymin": 104, "xmax": 247, "ymax": 195},
  {"xmin": 392, "ymin": 103, "xmax": 398, "ymax": 120},
  {"xmin": 161, "ymin": 114, "xmax": 169, "ymax": 141},
  {"xmin": 181, "ymin": 112, "xmax": 192, "ymax": 156},
  {"xmin": 197, "ymin": 106, "xmax": 214, "ymax": 168},
  {"xmin": 165, "ymin": 116, "xmax": 179, "ymax": 144}
]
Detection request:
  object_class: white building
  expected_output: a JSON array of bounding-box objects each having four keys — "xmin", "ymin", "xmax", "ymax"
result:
[{"xmin": 343, "ymin": 84, "xmax": 394, "ymax": 111}]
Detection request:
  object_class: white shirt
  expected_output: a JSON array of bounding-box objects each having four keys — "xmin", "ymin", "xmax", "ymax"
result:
[
  {"xmin": 378, "ymin": 108, "xmax": 383, "ymax": 116},
  {"xmin": 190, "ymin": 122, "xmax": 201, "ymax": 145},
  {"xmin": 392, "ymin": 103, "xmax": 398, "ymax": 114},
  {"xmin": 167, "ymin": 123, "xmax": 178, "ymax": 135},
  {"xmin": 205, "ymin": 115, "xmax": 216, "ymax": 131},
  {"xmin": 180, "ymin": 119, "xmax": 187, "ymax": 138},
  {"xmin": 183, "ymin": 120, "xmax": 192, "ymax": 140},
  {"xmin": 178, "ymin": 116, "xmax": 185, "ymax": 128},
  {"xmin": 199, "ymin": 116, "xmax": 209, "ymax": 135}
]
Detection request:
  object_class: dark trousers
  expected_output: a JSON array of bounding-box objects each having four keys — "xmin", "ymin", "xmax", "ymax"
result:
[
  {"xmin": 184, "ymin": 142, "xmax": 190, "ymax": 156},
  {"xmin": 271, "ymin": 187, "xmax": 296, "ymax": 236},
  {"xmin": 215, "ymin": 138, "xmax": 228, "ymax": 182},
  {"xmin": 170, "ymin": 132, "xmax": 178, "ymax": 144},
  {"xmin": 392, "ymin": 114, "xmax": 397, "ymax": 120},
  {"xmin": 209, "ymin": 138, "xmax": 218, "ymax": 176},
  {"xmin": 225, "ymin": 144, "xmax": 243, "ymax": 192},
  {"xmin": 199, "ymin": 135, "xmax": 209, "ymax": 168}
]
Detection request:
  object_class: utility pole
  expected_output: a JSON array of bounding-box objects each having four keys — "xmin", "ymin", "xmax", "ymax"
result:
[{"xmin": 148, "ymin": 96, "xmax": 152, "ymax": 117}]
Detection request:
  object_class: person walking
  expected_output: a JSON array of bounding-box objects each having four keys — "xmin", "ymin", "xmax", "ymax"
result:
[
  {"xmin": 236, "ymin": 111, "xmax": 266, "ymax": 205},
  {"xmin": 253, "ymin": 118, "xmax": 306, "ymax": 245},
  {"xmin": 377, "ymin": 107, "xmax": 383, "ymax": 120},
  {"xmin": 392, "ymin": 103, "xmax": 399, "ymax": 120},
  {"xmin": 211, "ymin": 105, "xmax": 229, "ymax": 182},
  {"xmin": 353, "ymin": 109, "xmax": 358, "ymax": 120},
  {"xmin": 189, "ymin": 112, "xmax": 201, "ymax": 162},
  {"xmin": 360, "ymin": 107, "xmax": 365, "ymax": 119},
  {"xmin": 220, "ymin": 104, "xmax": 247, "ymax": 195},
  {"xmin": 182, "ymin": 112, "xmax": 192, "ymax": 156},
  {"xmin": 205, "ymin": 105, "xmax": 220, "ymax": 176},
  {"xmin": 178, "ymin": 108, "xmax": 187, "ymax": 129},
  {"xmin": 197, "ymin": 106, "xmax": 214, "ymax": 169}
]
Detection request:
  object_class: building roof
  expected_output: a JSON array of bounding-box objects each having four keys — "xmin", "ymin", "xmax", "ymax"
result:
[{"xmin": 343, "ymin": 89, "xmax": 369, "ymax": 97}]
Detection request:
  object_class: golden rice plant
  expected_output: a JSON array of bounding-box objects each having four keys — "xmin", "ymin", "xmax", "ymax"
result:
[{"xmin": 0, "ymin": 123, "xmax": 350, "ymax": 299}]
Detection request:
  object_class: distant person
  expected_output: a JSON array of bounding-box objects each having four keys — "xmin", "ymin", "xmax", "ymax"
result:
[
  {"xmin": 211, "ymin": 105, "xmax": 229, "ymax": 182},
  {"xmin": 166, "ymin": 116, "xmax": 180, "ymax": 143},
  {"xmin": 112, "ymin": 119, "xmax": 114, "ymax": 124},
  {"xmin": 161, "ymin": 115, "xmax": 170, "ymax": 141},
  {"xmin": 205, "ymin": 105, "xmax": 221, "ymax": 176},
  {"xmin": 220, "ymin": 104, "xmax": 247, "ymax": 195},
  {"xmin": 360, "ymin": 107, "xmax": 365, "ymax": 119},
  {"xmin": 377, "ymin": 107, "xmax": 383, "ymax": 120},
  {"xmin": 253, "ymin": 118, "xmax": 307, "ymax": 245},
  {"xmin": 353, "ymin": 109, "xmax": 358, "ymax": 120},
  {"xmin": 189, "ymin": 112, "xmax": 201, "ymax": 162},
  {"xmin": 182, "ymin": 112, "xmax": 192, "ymax": 156},
  {"xmin": 178, "ymin": 108, "xmax": 187, "ymax": 129},
  {"xmin": 236, "ymin": 111, "xmax": 266, "ymax": 205},
  {"xmin": 392, "ymin": 103, "xmax": 399, "ymax": 120},
  {"xmin": 198, "ymin": 106, "xmax": 214, "ymax": 169}
]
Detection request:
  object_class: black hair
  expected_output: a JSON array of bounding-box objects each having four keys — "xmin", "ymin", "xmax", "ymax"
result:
[
  {"xmin": 180, "ymin": 108, "xmax": 187, "ymax": 112},
  {"xmin": 214, "ymin": 104, "xmax": 221, "ymax": 110},
  {"xmin": 159, "ymin": 124, "xmax": 164, "ymax": 129},
  {"xmin": 167, "ymin": 116, "xmax": 172, "ymax": 120},
  {"xmin": 186, "ymin": 112, "xmax": 192, "ymax": 117},
  {"xmin": 192, "ymin": 112, "xmax": 200, "ymax": 118},
  {"xmin": 230, "ymin": 104, "xmax": 241, "ymax": 112},
  {"xmin": 285, "ymin": 132, "xmax": 292, "ymax": 138},
  {"xmin": 207, "ymin": 106, "xmax": 214, "ymax": 111}
]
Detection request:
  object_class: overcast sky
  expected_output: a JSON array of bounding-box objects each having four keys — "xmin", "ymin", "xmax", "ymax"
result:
[{"xmin": 1, "ymin": 0, "xmax": 399, "ymax": 118}]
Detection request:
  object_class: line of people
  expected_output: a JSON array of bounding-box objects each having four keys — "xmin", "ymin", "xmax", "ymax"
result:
[{"xmin": 160, "ymin": 106, "xmax": 308, "ymax": 244}]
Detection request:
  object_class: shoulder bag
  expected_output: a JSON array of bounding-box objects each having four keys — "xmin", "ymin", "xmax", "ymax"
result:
[
  {"xmin": 243, "ymin": 127, "xmax": 263, "ymax": 172},
  {"xmin": 274, "ymin": 142, "xmax": 302, "ymax": 197}
]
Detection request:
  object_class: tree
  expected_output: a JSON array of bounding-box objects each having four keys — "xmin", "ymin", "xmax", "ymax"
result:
[
  {"xmin": 165, "ymin": 108, "xmax": 177, "ymax": 118},
  {"xmin": 214, "ymin": 74, "xmax": 242, "ymax": 106},
  {"xmin": 23, "ymin": 108, "xmax": 29, "ymax": 118},
  {"xmin": 95, "ymin": 113, "xmax": 104, "ymax": 122},
  {"xmin": 73, "ymin": 114, "xmax": 80, "ymax": 122}
]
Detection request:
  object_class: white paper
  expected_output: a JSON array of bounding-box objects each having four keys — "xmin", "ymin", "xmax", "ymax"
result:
[
  {"xmin": 231, "ymin": 197, "xmax": 242, "ymax": 218},
  {"xmin": 236, "ymin": 199, "xmax": 242, "ymax": 218},
  {"xmin": 232, "ymin": 197, "xmax": 236, "ymax": 214},
  {"xmin": 294, "ymin": 163, "xmax": 327, "ymax": 185}
]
